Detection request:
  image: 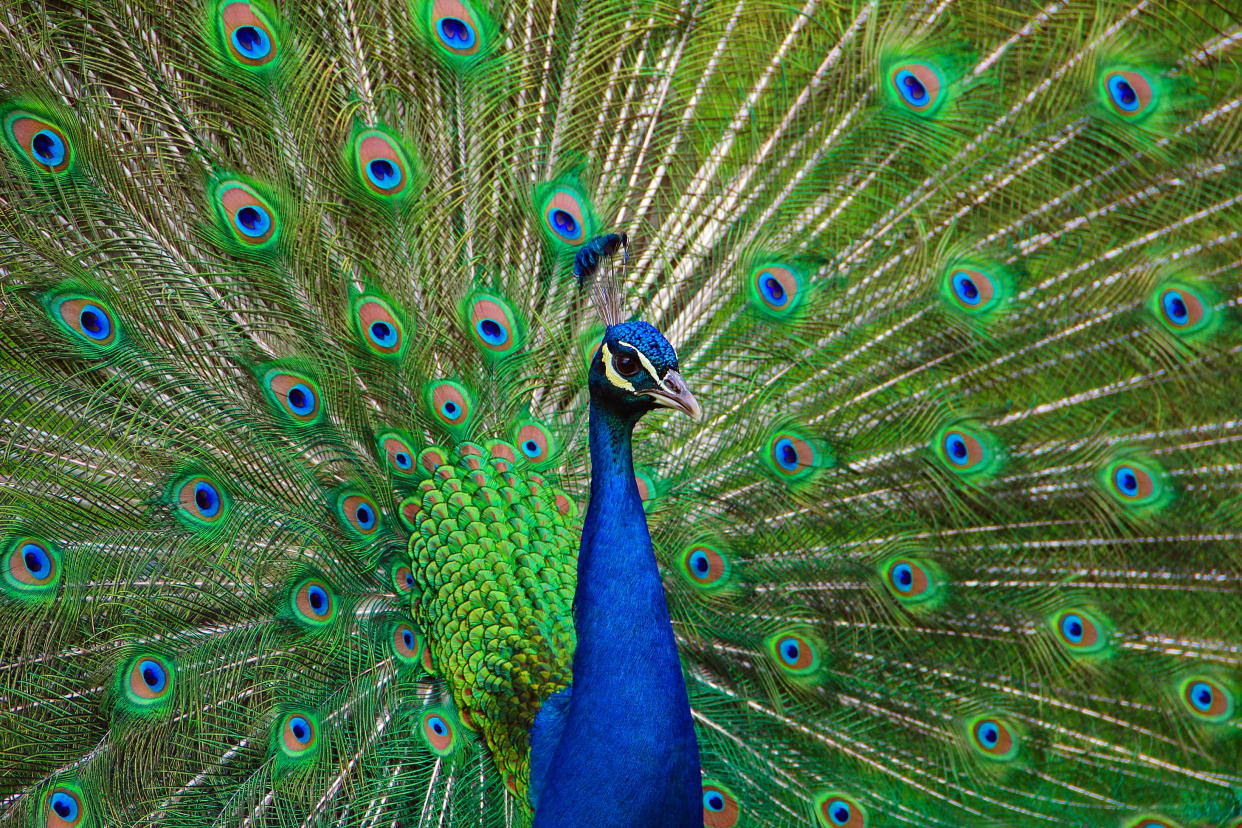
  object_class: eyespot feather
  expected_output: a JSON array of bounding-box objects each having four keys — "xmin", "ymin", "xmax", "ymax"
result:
[
  {"xmin": 1100, "ymin": 456, "xmax": 1170, "ymax": 513},
  {"xmin": 701, "ymin": 781, "xmax": 740, "ymax": 828},
  {"xmin": 393, "ymin": 622, "xmax": 423, "ymax": 665},
  {"xmin": 1049, "ymin": 608, "xmax": 1112, "ymax": 657},
  {"xmin": 46, "ymin": 293, "xmax": 121, "ymax": 352},
  {"xmin": 354, "ymin": 294, "xmax": 408, "ymax": 357},
  {"xmin": 172, "ymin": 475, "xmax": 230, "ymax": 529},
  {"xmin": 1123, "ymin": 816, "xmax": 1183, "ymax": 828},
  {"xmin": 291, "ymin": 578, "xmax": 337, "ymax": 627},
  {"xmin": 1101, "ymin": 68, "xmax": 1157, "ymax": 120},
  {"xmin": 814, "ymin": 792, "xmax": 868, "ymax": 828},
  {"xmin": 766, "ymin": 630, "xmax": 821, "ymax": 679},
  {"xmin": 763, "ymin": 429, "xmax": 828, "ymax": 483},
  {"xmin": 351, "ymin": 127, "xmax": 417, "ymax": 199},
  {"xmin": 420, "ymin": 707, "xmax": 459, "ymax": 755},
  {"xmin": 421, "ymin": 0, "xmax": 493, "ymax": 64},
  {"xmin": 881, "ymin": 557, "xmax": 943, "ymax": 606},
  {"xmin": 377, "ymin": 430, "xmax": 420, "ymax": 477},
  {"xmin": 217, "ymin": 1, "xmax": 281, "ymax": 69},
  {"xmin": 933, "ymin": 423, "xmax": 999, "ymax": 479},
  {"xmin": 1149, "ymin": 279, "xmax": 1219, "ymax": 340},
  {"xmin": 118, "ymin": 653, "xmax": 175, "ymax": 711},
  {"xmin": 886, "ymin": 60, "xmax": 946, "ymax": 115},
  {"xmin": 277, "ymin": 712, "xmax": 318, "ymax": 758},
  {"xmin": 938, "ymin": 261, "xmax": 1013, "ymax": 322},
  {"xmin": 511, "ymin": 420, "xmax": 557, "ymax": 467},
  {"xmin": 463, "ymin": 292, "xmax": 524, "ymax": 358},
  {"xmin": 966, "ymin": 715, "xmax": 1020, "ymax": 761},
  {"xmin": 425, "ymin": 380, "xmax": 473, "ymax": 434},
  {"xmin": 261, "ymin": 369, "xmax": 323, "ymax": 425},
  {"xmin": 213, "ymin": 179, "xmax": 280, "ymax": 249},
  {"xmin": 43, "ymin": 783, "xmax": 86, "ymax": 828},
  {"xmin": 336, "ymin": 492, "xmax": 381, "ymax": 537},
  {"xmin": 4, "ymin": 109, "xmax": 73, "ymax": 174},
  {"xmin": 3, "ymin": 537, "xmax": 62, "ymax": 600},
  {"xmin": 748, "ymin": 263, "xmax": 804, "ymax": 317},
  {"xmin": 677, "ymin": 542, "xmax": 731, "ymax": 593},
  {"xmin": 1178, "ymin": 676, "xmax": 1235, "ymax": 723},
  {"xmin": 535, "ymin": 177, "xmax": 596, "ymax": 248}
]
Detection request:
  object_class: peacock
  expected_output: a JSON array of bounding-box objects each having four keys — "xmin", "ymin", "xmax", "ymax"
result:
[{"xmin": 2, "ymin": 0, "xmax": 1241, "ymax": 825}]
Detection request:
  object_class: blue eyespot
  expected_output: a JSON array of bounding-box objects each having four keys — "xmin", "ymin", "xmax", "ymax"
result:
[
  {"xmin": 369, "ymin": 320, "xmax": 399, "ymax": 349},
  {"xmin": 393, "ymin": 450, "xmax": 412, "ymax": 469},
  {"xmin": 944, "ymin": 432, "xmax": 969, "ymax": 466},
  {"xmin": 428, "ymin": 381, "xmax": 471, "ymax": 429},
  {"xmin": 894, "ymin": 69, "xmax": 928, "ymax": 107},
  {"xmin": 31, "ymin": 129, "xmax": 67, "ymax": 167},
  {"xmin": 1107, "ymin": 74, "xmax": 1139, "ymax": 112},
  {"xmin": 1189, "ymin": 681, "xmax": 1214, "ymax": 712},
  {"xmin": 1114, "ymin": 466, "xmax": 1139, "ymax": 498},
  {"xmin": 49, "ymin": 790, "xmax": 79, "ymax": 821},
  {"xmin": 234, "ymin": 204, "xmax": 272, "ymax": 238},
  {"xmin": 307, "ymin": 584, "xmax": 329, "ymax": 616},
  {"xmin": 826, "ymin": 800, "xmax": 853, "ymax": 826},
  {"xmin": 231, "ymin": 24, "xmax": 271, "ymax": 59},
  {"xmin": 688, "ymin": 549, "xmax": 710, "ymax": 575},
  {"xmin": 404, "ymin": 571, "xmax": 415, "ymax": 588},
  {"xmin": 476, "ymin": 318, "xmax": 506, "ymax": 346},
  {"xmin": 78, "ymin": 304, "xmax": 112, "ymax": 341},
  {"xmin": 750, "ymin": 264, "xmax": 802, "ymax": 316},
  {"xmin": 778, "ymin": 637, "xmax": 801, "ymax": 666},
  {"xmin": 773, "ymin": 438, "xmax": 799, "ymax": 472},
  {"xmin": 522, "ymin": 440, "xmax": 540, "ymax": 458},
  {"xmin": 977, "ymin": 721, "xmax": 999, "ymax": 748},
  {"xmin": 339, "ymin": 493, "xmax": 381, "ymax": 537},
  {"xmin": 402, "ymin": 628, "xmax": 415, "ymax": 649},
  {"xmin": 767, "ymin": 631, "xmax": 818, "ymax": 677},
  {"xmin": 951, "ymin": 271, "xmax": 981, "ymax": 306},
  {"xmin": 194, "ymin": 481, "xmax": 221, "ymax": 518},
  {"xmin": 759, "ymin": 273, "xmax": 788, "ymax": 308},
  {"xmin": 366, "ymin": 157, "xmax": 401, "ymax": 189},
  {"xmin": 288, "ymin": 715, "xmax": 312, "ymax": 744},
  {"xmin": 1061, "ymin": 613, "xmax": 1084, "ymax": 643},
  {"xmin": 547, "ymin": 208, "xmax": 580, "ymax": 241},
  {"xmin": 1103, "ymin": 458, "xmax": 1164, "ymax": 508},
  {"xmin": 891, "ymin": 562, "xmax": 914, "ymax": 592},
  {"xmin": 1161, "ymin": 290, "xmax": 1188, "ymax": 326},
  {"xmin": 139, "ymin": 659, "xmax": 167, "ymax": 693},
  {"xmin": 293, "ymin": 579, "xmax": 335, "ymax": 625},
  {"xmin": 437, "ymin": 17, "xmax": 476, "ymax": 49},
  {"xmin": 286, "ymin": 384, "xmax": 316, "ymax": 416},
  {"xmin": 427, "ymin": 714, "xmax": 448, "ymax": 735},
  {"xmin": 21, "ymin": 542, "xmax": 53, "ymax": 580},
  {"xmin": 1178, "ymin": 676, "xmax": 1232, "ymax": 721},
  {"xmin": 703, "ymin": 791, "xmax": 725, "ymax": 812}
]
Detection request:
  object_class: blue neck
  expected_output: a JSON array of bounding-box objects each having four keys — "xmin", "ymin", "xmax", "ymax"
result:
[{"xmin": 531, "ymin": 401, "xmax": 701, "ymax": 827}]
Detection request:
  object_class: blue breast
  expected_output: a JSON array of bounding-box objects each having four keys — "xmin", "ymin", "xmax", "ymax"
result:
[{"xmin": 529, "ymin": 403, "xmax": 701, "ymax": 826}]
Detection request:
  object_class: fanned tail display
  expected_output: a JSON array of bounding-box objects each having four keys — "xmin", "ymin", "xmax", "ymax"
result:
[{"xmin": 1, "ymin": 0, "xmax": 1241, "ymax": 825}]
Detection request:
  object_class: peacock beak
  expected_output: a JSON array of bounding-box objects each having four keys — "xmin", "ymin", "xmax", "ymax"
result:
[{"xmin": 645, "ymin": 370, "xmax": 702, "ymax": 422}]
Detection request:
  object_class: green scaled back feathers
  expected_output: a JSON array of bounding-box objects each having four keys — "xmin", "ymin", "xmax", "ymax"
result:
[{"xmin": 1, "ymin": 0, "xmax": 1242, "ymax": 827}]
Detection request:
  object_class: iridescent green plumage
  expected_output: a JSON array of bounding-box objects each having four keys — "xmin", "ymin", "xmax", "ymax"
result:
[
  {"xmin": 402, "ymin": 442, "xmax": 577, "ymax": 797},
  {"xmin": 1, "ymin": 0, "xmax": 1241, "ymax": 826}
]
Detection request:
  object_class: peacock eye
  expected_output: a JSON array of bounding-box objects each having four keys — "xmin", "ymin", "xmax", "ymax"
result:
[{"xmin": 612, "ymin": 350, "xmax": 641, "ymax": 378}]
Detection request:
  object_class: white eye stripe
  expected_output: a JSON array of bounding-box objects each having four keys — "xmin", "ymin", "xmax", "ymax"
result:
[
  {"xmin": 617, "ymin": 340, "xmax": 667, "ymax": 391},
  {"xmin": 600, "ymin": 342, "xmax": 636, "ymax": 391}
]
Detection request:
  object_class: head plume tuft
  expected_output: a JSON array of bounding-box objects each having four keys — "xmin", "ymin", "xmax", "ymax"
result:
[{"xmin": 573, "ymin": 233, "xmax": 627, "ymax": 327}]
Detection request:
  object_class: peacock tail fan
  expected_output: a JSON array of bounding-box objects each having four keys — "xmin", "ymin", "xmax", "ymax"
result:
[{"xmin": 1, "ymin": 0, "xmax": 1240, "ymax": 826}]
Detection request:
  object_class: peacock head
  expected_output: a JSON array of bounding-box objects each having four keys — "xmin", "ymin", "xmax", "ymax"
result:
[{"xmin": 589, "ymin": 320, "xmax": 702, "ymax": 423}]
